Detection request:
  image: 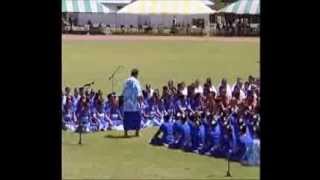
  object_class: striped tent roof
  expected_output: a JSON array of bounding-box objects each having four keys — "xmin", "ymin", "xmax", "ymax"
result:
[
  {"xmin": 62, "ymin": 0, "xmax": 114, "ymax": 13},
  {"xmin": 203, "ymin": 0, "xmax": 214, "ymax": 6},
  {"xmin": 118, "ymin": 0, "xmax": 215, "ymax": 15},
  {"xmin": 100, "ymin": 0, "xmax": 132, "ymax": 4},
  {"xmin": 217, "ymin": 0, "xmax": 260, "ymax": 15}
]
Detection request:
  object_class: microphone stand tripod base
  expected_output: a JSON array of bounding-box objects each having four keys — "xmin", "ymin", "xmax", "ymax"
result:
[
  {"xmin": 225, "ymin": 158, "xmax": 232, "ymax": 177},
  {"xmin": 225, "ymin": 171, "xmax": 232, "ymax": 177},
  {"xmin": 78, "ymin": 125, "xmax": 82, "ymax": 145}
]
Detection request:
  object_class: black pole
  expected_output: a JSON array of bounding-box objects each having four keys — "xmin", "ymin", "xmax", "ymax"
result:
[
  {"xmin": 108, "ymin": 66, "xmax": 122, "ymax": 92},
  {"xmin": 226, "ymin": 157, "xmax": 232, "ymax": 177},
  {"xmin": 112, "ymin": 76, "xmax": 114, "ymax": 92},
  {"xmin": 78, "ymin": 122, "xmax": 82, "ymax": 145}
]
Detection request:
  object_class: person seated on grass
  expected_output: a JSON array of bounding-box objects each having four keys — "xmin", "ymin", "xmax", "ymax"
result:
[
  {"xmin": 180, "ymin": 113, "xmax": 193, "ymax": 152},
  {"xmin": 73, "ymin": 88, "xmax": 80, "ymax": 110},
  {"xmin": 92, "ymin": 95, "xmax": 108, "ymax": 131},
  {"xmin": 218, "ymin": 78, "xmax": 232, "ymax": 99},
  {"xmin": 243, "ymin": 90, "xmax": 257, "ymax": 114},
  {"xmin": 212, "ymin": 119, "xmax": 231, "ymax": 158},
  {"xmin": 242, "ymin": 124, "xmax": 260, "ymax": 166},
  {"xmin": 76, "ymin": 96, "xmax": 91, "ymax": 133},
  {"xmin": 169, "ymin": 112, "xmax": 191, "ymax": 150},
  {"xmin": 150, "ymin": 112, "xmax": 174, "ymax": 146},
  {"xmin": 140, "ymin": 90, "xmax": 149, "ymax": 128},
  {"xmin": 175, "ymin": 94, "xmax": 192, "ymax": 117},
  {"xmin": 89, "ymin": 89, "xmax": 96, "ymax": 109},
  {"xmin": 62, "ymin": 96, "xmax": 77, "ymax": 131},
  {"xmin": 248, "ymin": 75, "xmax": 255, "ymax": 86},
  {"xmin": 239, "ymin": 123, "xmax": 259, "ymax": 166},
  {"xmin": 232, "ymin": 82, "xmax": 246, "ymax": 101},
  {"xmin": 105, "ymin": 92, "xmax": 123, "ymax": 131},
  {"xmin": 218, "ymin": 109, "xmax": 244, "ymax": 160},
  {"xmin": 199, "ymin": 112, "xmax": 219, "ymax": 155},
  {"xmin": 232, "ymin": 77, "xmax": 244, "ymax": 91},
  {"xmin": 90, "ymin": 111, "xmax": 100, "ymax": 132},
  {"xmin": 190, "ymin": 93, "xmax": 204, "ymax": 113},
  {"xmin": 194, "ymin": 79, "xmax": 203, "ymax": 95},
  {"xmin": 216, "ymin": 87, "xmax": 230, "ymax": 114},
  {"xmin": 161, "ymin": 86, "xmax": 175, "ymax": 120},
  {"xmin": 168, "ymin": 80, "xmax": 177, "ymax": 96},
  {"xmin": 228, "ymin": 114, "xmax": 245, "ymax": 161},
  {"xmin": 145, "ymin": 84, "xmax": 154, "ymax": 99},
  {"xmin": 205, "ymin": 77, "xmax": 217, "ymax": 95},
  {"xmin": 188, "ymin": 111, "xmax": 204, "ymax": 153},
  {"xmin": 144, "ymin": 90, "xmax": 164, "ymax": 126},
  {"xmin": 204, "ymin": 91, "xmax": 217, "ymax": 114},
  {"xmin": 104, "ymin": 92, "xmax": 114, "ymax": 115},
  {"xmin": 62, "ymin": 87, "xmax": 72, "ymax": 106},
  {"xmin": 243, "ymin": 81, "xmax": 251, "ymax": 96}
]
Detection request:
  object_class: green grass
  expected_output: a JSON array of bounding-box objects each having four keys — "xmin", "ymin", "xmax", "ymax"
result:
[
  {"xmin": 63, "ymin": 128, "xmax": 259, "ymax": 179},
  {"xmin": 62, "ymin": 39, "xmax": 259, "ymax": 179},
  {"xmin": 62, "ymin": 40, "xmax": 259, "ymax": 95}
]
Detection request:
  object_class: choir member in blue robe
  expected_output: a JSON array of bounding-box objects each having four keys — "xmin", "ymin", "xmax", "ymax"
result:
[
  {"xmin": 175, "ymin": 94, "xmax": 191, "ymax": 116},
  {"xmin": 211, "ymin": 113, "xmax": 232, "ymax": 158},
  {"xmin": 199, "ymin": 113, "xmax": 222, "ymax": 155},
  {"xmin": 73, "ymin": 88, "xmax": 80, "ymax": 112},
  {"xmin": 92, "ymin": 96, "xmax": 108, "ymax": 131},
  {"xmin": 144, "ymin": 91, "xmax": 164, "ymax": 126},
  {"xmin": 140, "ymin": 90, "xmax": 151, "ymax": 128},
  {"xmin": 169, "ymin": 112, "xmax": 191, "ymax": 150},
  {"xmin": 62, "ymin": 87, "xmax": 72, "ymax": 106},
  {"xmin": 181, "ymin": 115, "xmax": 193, "ymax": 152},
  {"xmin": 62, "ymin": 96, "xmax": 76, "ymax": 131},
  {"xmin": 240, "ymin": 124, "xmax": 259, "ymax": 166},
  {"xmin": 150, "ymin": 112, "xmax": 174, "ymax": 146},
  {"xmin": 76, "ymin": 96, "xmax": 91, "ymax": 133},
  {"xmin": 106, "ymin": 93, "xmax": 123, "ymax": 131},
  {"xmin": 188, "ymin": 112, "xmax": 203, "ymax": 152},
  {"xmin": 161, "ymin": 86, "xmax": 175, "ymax": 120}
]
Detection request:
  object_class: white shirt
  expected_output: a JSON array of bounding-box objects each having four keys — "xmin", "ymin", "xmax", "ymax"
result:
[
  {"xmin": 194, "ymin": 85, "xmax": 203, "ymax": 94},
  {"xmin": 182, "ymin": 88, "xmax": 188, "ymax": 96},
  {"xmin": 147, "ymin": 88, "xmax": 154, "ymax": 98},
  {"xmin": 209, "ymin": 85, "xmax": 217, "ymax": 94},
  {"xmin": 62, "ymin": 95, "xmax": 67, "ymax": 106},
  {"xmin": 122, "ymin": 76, "xmax": 142, "ymax": 112}
]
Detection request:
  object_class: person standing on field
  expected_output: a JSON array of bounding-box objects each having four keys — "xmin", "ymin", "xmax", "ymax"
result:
[{"xmin": 122, "ymin": 69, "xmax": 143, "ymax": 137}]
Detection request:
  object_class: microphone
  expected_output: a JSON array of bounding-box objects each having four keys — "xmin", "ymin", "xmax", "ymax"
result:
[
  {"xmin": 83, "ymin": 81, "xmax": 95, "ymax": 87},
  {"xmin": 108, "ymin": 65, "xmax": 123, "ymax": 80}
]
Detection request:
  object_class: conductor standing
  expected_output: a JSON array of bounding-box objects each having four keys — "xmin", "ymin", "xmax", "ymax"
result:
[{"xmin": 122, "ymin": 68, "xmax": 143, "ymax": 137}]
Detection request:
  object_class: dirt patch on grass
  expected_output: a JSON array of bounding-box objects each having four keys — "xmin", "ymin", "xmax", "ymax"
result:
[{"xmin": 62, "ymin": 34, "xmax": 259, "ymax": 43}]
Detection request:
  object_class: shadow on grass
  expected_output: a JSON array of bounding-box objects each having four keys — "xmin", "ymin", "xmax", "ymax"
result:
[
  {"xmin": 104, "ymin": 134, "xmax": 135, "ymax": 139},
  {"xmin": 62, "ymin": 142, "xmax": 84, "ymax": 146}
]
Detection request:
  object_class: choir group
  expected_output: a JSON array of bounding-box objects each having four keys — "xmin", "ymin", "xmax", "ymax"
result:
[{"xmin": 62, "ymin": 75, "xmax": 260, "ymax": 166}]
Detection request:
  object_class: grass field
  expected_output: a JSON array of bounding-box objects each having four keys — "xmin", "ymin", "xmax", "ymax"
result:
[
  {"xmin": 63, "ymin": 128, "xmax": 259, "ymax": 179},
  {"xmin": 62, "ymin": 40, "xmax": 259, "ymax": 95},
  {"xmin": 62, "ymin": 38, "xmax": 260, "ymax": 179}
]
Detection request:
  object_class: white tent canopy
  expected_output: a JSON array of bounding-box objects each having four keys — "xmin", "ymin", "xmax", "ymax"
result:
[{"xmin": 117, "ymin": 0, "xmax": 215, "ymax": 15}]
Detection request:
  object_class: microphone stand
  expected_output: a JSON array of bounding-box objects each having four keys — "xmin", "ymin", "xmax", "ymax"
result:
[
  {"xmin": 225, "ymin": 157, "xmax": 232, "ymax": 177},
  {"xmin": 108, "ymin": 66, "xmax": 122, "ymax": 92},
  {"xmin": 78, "ymin": 123, "xmax": 82, "ymax": 145}
]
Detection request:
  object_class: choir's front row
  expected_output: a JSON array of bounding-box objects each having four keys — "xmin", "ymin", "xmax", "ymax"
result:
[{"xmin": 150, "ymin": 110, "xmax": 260, "ymax": 167}]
